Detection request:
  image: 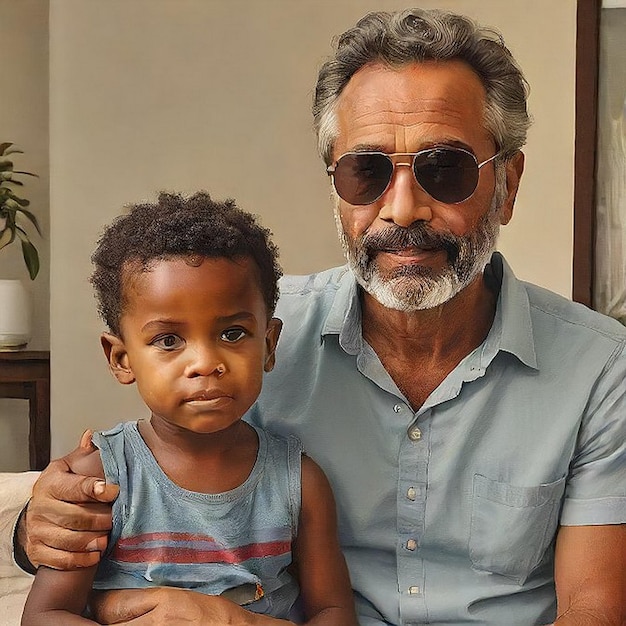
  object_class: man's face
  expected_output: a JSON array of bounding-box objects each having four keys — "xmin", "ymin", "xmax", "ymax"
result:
[{"xmin": 331, "ymin": 60, "xmax": 519, "ymax": 311}]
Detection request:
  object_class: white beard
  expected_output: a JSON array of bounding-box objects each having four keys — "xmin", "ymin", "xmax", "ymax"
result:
[{"xmin": 334, "ymin": 168, "xmax": 507, "ymax": 312}]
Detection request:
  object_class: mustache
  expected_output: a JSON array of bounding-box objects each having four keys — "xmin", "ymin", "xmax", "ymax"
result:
[{"xmin": 358, "ymin": 224, "xmax": 460, "ymax": 262}]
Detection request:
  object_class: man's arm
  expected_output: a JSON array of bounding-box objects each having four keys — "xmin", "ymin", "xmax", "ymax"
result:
[
  {"xmin": 553, "ymin": 524, "xmax": 626, "ymax": 625},
  {"xmin": 17, "ymin": 430, "xmax": 118, "ymax": 571},
  {"xmin": 0, "ymin": 471, "xmax": 38, "ymax": 574},
  {"xmin": 21, "ymin": 445, "xmax": 108, "ymax": 625},
  {"xmin": 92, "ymin": 588, "xmax": 297, "ymax": 625}
]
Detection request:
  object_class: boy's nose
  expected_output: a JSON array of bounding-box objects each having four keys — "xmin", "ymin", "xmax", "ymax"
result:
[{"xmin": 184, "ymin": 346, "xmax": 227, "ymax": 378}]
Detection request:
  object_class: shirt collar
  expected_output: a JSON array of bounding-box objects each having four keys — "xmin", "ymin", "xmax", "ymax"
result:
[
  {"xmin": 320, "ymin": 253, "xmax": 538, "ymax": 369},
  {"xmin": 489, "ymin": 252, "xmax": 538, "ymax": 370},
  {"xmin": 321, "ymin": 266, "xmax": 364, "ymax": 355}
]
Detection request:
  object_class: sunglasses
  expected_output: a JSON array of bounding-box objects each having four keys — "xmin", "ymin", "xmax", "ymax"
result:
[{"xmin": 327, "ymin": 147, "xmax": 500, "ymax": 206}]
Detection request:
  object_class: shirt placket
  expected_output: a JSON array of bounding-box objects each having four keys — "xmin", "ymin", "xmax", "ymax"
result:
[{"xmin": 396, "ymin": 402, "xmax": 430, "ymax": 624}]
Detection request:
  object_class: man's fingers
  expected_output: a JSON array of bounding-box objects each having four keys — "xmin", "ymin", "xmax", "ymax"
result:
[
  {"xmin": 91, "ymin": 480, "xmax": 120, "ymax": 502},
  {"xmin": 28, "ymin": 541, "xmax": 103, "ymax": 570},
  {"xmin": 78, "ymin": 428, "xmax": 95, "ymax": 450},
  {"xmin": 25, "ymin": 517, "xmax": 110, "ymax": 569},
  {"xmin": 30, "ymin": 498, "xmax": 114, "ymax": 532},
  {"xmin": 33, "ymin": 522, "xmax": 109, "ymax": 552},
  {"xmin": 24, "ymin": 443, "xmax": 116, "ymax": 570},
  {"xmin": 34, "ymin": 462, "xmax": 118, "ymax": 505}
]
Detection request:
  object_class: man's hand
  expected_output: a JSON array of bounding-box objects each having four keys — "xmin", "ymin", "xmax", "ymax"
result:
[
  {"xmin": 92, "ymin": 588, "xmax": 295, "ymax": 625},
  {"xmin": 21, "ymin": 430, "xmax": 119, "ymax": 570}
]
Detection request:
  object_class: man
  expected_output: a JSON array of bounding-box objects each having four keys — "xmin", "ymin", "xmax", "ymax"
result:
[{"xmin": 12, "ymin": 8, "xmax": 626, "ymax": 625}]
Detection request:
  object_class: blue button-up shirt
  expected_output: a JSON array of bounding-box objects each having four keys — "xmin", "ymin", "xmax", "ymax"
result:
[{"xmin": 247, "ymin": 253, "xmax": 626, "ymax": 625}]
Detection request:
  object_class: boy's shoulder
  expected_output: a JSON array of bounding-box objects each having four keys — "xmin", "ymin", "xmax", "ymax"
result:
[
  {"xmin": 65, "ymin": 443, "xmax": 105, "ymax": 480},
  {"xmin": 255, "ymin": 424, "xmax": 305, "ymax": 456}
]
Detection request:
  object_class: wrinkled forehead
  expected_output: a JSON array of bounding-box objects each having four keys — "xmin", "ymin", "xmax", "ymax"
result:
[{"xmin": 333, "ymin": 60, "xmax": 491, "ymax": 155}]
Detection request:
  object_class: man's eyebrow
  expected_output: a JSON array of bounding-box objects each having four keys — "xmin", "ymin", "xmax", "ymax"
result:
[
  {"xmin": 348, "ymin": 139, "xmax": 476, "ymax": 154},
  {"xmin": 432, "ymin": 138, "xmax": 475, "ymax": 152},
  {"xmin": 350, "ymin": 143, "xmax": 387, "ymax": 152}
]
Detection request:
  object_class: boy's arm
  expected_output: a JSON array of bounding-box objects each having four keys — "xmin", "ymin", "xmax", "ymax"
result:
[
  {"xmin": 21, "ymin": 565, "xmax": 99, "ymax": 625},
  {"xmin": 294, "ymin": 455, "xmax": 358, "ymax": 626},
  {"xmin": 21, "ymin": 447, "xmax": 106, "ymax": 626}
]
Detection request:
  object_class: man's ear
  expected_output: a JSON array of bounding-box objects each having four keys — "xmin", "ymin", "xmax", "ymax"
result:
[
  {"xmin": 499, "ymin": 150, "xmax": 525, "ymax": 226},
  {"xmin": 100, "ymin": 332, "xmax": 135, "ymax": 385},
  {"xmin": 264, "ymin": 317, "xmax": 283, "ymax": 373}
]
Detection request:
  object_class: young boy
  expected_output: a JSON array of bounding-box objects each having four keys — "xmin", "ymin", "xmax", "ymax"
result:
[{"xmin": 21, "ymin": 192, "xmax": 357, "ymax": 625}]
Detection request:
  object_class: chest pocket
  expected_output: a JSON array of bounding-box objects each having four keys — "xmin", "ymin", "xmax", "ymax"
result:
[{"xmin": 469, "ymin": 473, "xmax": 566, "ymax": 585}]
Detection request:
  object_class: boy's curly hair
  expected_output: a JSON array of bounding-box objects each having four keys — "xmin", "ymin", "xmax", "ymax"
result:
[{"xmin": 90, "ymin": 191, "xmax": 282, "ymax": 336}]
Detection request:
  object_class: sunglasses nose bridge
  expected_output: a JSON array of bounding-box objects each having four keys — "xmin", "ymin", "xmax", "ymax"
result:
[
  {"xmin": 386, "ymin": 157, "xmax": 424, "ymax": 198},
  {"xmin": 389, "ymin": 155, "xmax": 430, "ymax": 198}
]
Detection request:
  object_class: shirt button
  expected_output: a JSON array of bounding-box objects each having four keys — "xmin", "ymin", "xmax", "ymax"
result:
[
  {"xmin": 393, "ymin": 404, "xmax": 403, "ymax": 413},
  {"xmin": 407, "ymin": 487, "xmax": 416, "ymax": 500},
  {"xmin": 408, "ymin": 585, "xmax": 421, "ymax": 595},
  {"xmin": 406, "ymin": 539, "xmax": 418, "ymax": 551},
  {"xmin": 408, "ymin": 427, "xmax": 422, "ymax": 441}
]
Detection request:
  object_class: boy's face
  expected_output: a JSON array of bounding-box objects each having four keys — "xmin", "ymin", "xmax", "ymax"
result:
[{"xmin": 101, "ymin": 256, "xmax": 281, "ymax": 435}]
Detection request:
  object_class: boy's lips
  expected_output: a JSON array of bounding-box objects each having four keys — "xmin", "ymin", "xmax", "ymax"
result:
[{"xmin": 184, "ymin": 389, "xmax": 233, "ymax": 406}]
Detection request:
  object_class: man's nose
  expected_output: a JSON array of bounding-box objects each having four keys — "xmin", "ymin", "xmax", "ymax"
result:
[{"xmin": 377, "ymin": 162, "xmax": 433, "ymax": 227}]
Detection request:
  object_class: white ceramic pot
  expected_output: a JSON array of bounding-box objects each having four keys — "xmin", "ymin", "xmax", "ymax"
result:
[{"xmin": 0, "ymin": 279, "xmax": 31, "ymax": 350}]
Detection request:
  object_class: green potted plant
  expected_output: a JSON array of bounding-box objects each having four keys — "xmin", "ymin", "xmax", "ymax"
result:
[
  {"xmin": 0, "ymin": 142, "xmax": 41, "ymax": 350},
  {"xmin": 0, "ymin": 142, "xmax": 40, "ymax": 280}
]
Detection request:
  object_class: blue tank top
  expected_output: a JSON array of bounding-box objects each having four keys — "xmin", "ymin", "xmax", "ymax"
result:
[{"xmin": 91, "ymin": 421, "xmax": 302, "ymax": 618}]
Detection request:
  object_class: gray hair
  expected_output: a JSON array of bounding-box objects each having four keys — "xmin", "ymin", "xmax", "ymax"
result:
[{"xmin": 313, "ymin": 8, "xmax": 531, "ymax": 165}]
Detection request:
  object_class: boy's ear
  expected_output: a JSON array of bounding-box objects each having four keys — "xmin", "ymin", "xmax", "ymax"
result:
[
  {"xmin": 100, "ymin": 332, "xmax": 135, "ymax": 385},
  {"xmin": 264, "ymin": 318, "xmax": 283, "ymax": 373}
]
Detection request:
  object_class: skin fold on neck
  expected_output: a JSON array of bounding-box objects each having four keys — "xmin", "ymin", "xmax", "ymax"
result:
[{"xmin": 361, "ymin": 271, "xmax": 498, "ymax": 409}]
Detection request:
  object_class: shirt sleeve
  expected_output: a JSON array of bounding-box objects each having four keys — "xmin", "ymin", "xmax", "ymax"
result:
[{"xmin": 560, "ymin": 339, "xmax": 626, "ymax": 525}]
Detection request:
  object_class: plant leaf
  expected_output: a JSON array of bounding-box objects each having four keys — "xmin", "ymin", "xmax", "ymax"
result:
[
  {"xmin": 0, "ymin": 226, "xmax": 13, "ymax": 249},
  {"xmin": 0, "ymin": 160, "xmax": 14, "ymax": 172},
  {"xmin": 20, "ymin": 237, "xmax": 40, "ymax": 280},
  {"xmin": 7, "ymin": 191, "xmax": 30, "ymax": 206},
  {"xmin": 2, "ymin": 197, "xmax": 19, "ymax": 209},
  {"xmin": 15, "ymin": 206, "xmax": 41, "ymax": 235},
  {"xmin": 0, "ymin": 143, "xmax": 13, "ymax": 156}
]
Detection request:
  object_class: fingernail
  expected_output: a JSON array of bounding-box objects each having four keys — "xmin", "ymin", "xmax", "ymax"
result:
[
  {"xmin": 86, "ymin": 538, "xmax": 101, "ymax": 552},
  {"xmin": 93, "ymin": 480, "xmax": 106, "ymax": 496}
]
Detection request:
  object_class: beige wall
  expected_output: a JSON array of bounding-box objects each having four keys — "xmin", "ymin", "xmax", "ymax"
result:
[
  {"xmin": 0, "ymin": 0, "xmax": 49, "ymax": 471},
  {"xmin": 41, "ymin": 0, "xmax": 572, "ymax": 458}
]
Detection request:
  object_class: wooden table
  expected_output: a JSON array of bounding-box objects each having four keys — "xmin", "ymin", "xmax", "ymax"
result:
[{"xmin": 0, "ymin": 350, "xmax": 50, "ymax": 470}]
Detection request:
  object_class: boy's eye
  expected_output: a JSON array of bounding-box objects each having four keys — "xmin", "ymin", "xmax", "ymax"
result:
[
  {"xmin": 221, "ymin": 328, "xmax": 246, "ymax": 343},
  {"xmin": 152, "ymin": 334, "xmax": 184, "ymax": 350}
]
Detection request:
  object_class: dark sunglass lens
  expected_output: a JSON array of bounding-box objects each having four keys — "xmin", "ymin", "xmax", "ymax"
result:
[
  {"xmin": 414, "ymin": 148, "xmax": 479, "ymax": 203},
  {"xmin": 333, "ymin": 153, "xmax": 393, "ymax": 205}
]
